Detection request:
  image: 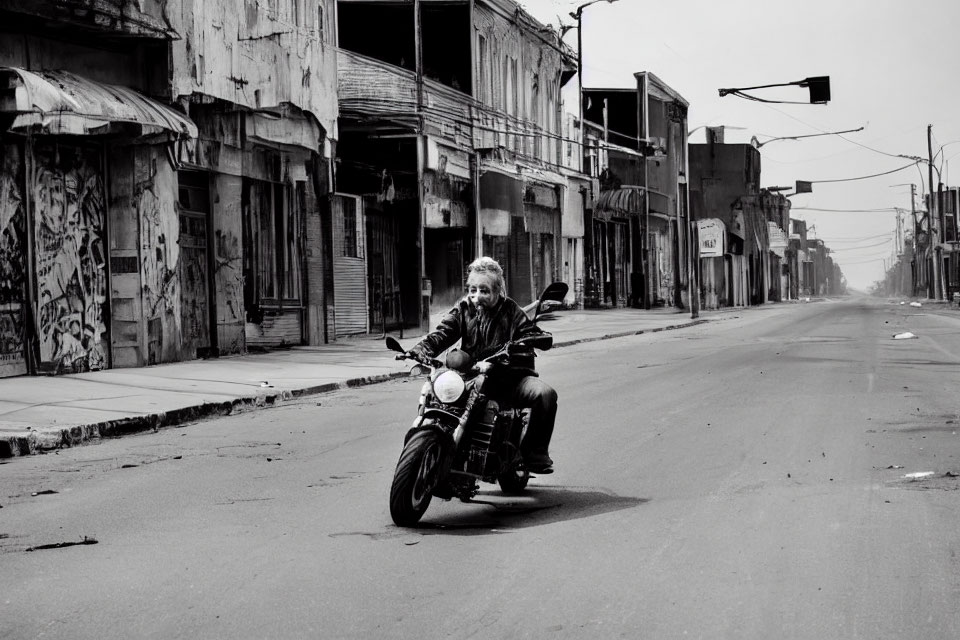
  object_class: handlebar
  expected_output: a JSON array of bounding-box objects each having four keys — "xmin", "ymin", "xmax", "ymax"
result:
[
  {"xmin": 479, "ymin": 334, "xmax": 552, "ymax": 365},
  {"xmin": 387, "ymin": 333, "xmax": 551, "ymax": 371},
  {"xmin": 394, "ymin": 350, "xmax": 444, "ymax": 369}
]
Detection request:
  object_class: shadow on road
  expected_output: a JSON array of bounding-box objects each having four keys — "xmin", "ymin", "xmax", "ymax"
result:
[{"xmin": 413, "ymin": 485, "xmax": 649, "ymax": 535}]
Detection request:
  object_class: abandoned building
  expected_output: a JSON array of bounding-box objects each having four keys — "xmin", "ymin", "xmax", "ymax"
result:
[
  {"xmin": 581, "ymin": 72, "xmax": 692, "ymax": 310},
  {"xmin": 336, "ymin": 0, "xmax": 585, "ymax": 335},
  {"xmin": 0, "ymin": 0, "xmax": 338, "ymax": 377},
  {"xmin": 689, "ymin": 137, "xmax": 796, "ymax": 307}
]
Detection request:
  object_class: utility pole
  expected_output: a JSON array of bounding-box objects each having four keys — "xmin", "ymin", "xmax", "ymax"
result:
[
  {"xmin": 414, "ymin": 0, "xmax": 426, "ymax": 332},
  {"xmin": 911, "ymin": 183, "xmax": 917, "ymax": 297},
  {"xmin": 928, "ymin": 124, "xmax": 943, "ymax": 300},
  {"xmin": 576, "ymin": 11, "xmax": 583, "ymax": 146}
]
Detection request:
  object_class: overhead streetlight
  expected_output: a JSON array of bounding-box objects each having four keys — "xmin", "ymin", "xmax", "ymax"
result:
[
  {"xmin": 719, "ymin": 76, "xmax": 831, "ymax": 105},
  {"xmin": 750, "ymin": 126, "xmax": 864, "ymax": 148},
  {"xmin": 686, "ymin": 124, "xmax": 747, "ymax": 141},
  {"xmin": 566, "ymin": 0, "xmax": 620, "ymax": 168},
  {"xmin": 929, "ymin": 139, "xmax": 960, "ymax": 165},
  {"xmin": 569, "ymin": 0, "xmax": 619, "ymax": 20},
  {"xmin": 764, "ymin": 181, "xmax": 812, "ymax": 197},
  {"xmin": 898, "ymin": 153, "xmax": 941, "ymax": 183}
]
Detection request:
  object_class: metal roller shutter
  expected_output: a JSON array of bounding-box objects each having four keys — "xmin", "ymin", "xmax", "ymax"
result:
[{"xmin": 332, "ymin": 195, "xmax": 369, "ymax": 336}]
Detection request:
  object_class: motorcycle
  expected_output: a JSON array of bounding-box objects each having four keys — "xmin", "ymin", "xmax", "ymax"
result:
[{"xmin": 385, "ymin": 282, "xmax": 568, "ymax": 527}]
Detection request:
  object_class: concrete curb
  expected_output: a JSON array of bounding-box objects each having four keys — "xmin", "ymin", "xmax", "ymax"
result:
[
  {"xmin": 551, "ymin": 319, "xmax": 708, "ymax": 348},
  {"xmin": 0, "ymin": 320, "xmax": 707, "ymax": 458}
]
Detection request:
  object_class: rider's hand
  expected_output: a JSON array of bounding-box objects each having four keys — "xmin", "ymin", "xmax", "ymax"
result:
[{"xmin": 395, "ymin": 353, "xmax": 407, "ymax": 361}]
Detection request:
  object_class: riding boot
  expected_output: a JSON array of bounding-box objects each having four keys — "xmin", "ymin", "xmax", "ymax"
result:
[{"xmin": 515, "ymin": 378, "xmax": 558, "ymax": 472}]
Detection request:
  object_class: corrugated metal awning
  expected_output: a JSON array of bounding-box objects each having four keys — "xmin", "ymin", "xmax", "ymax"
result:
[
  {"xmin": 0, "ymin": 68, "xmax": 197, "ymax": 139},
  {"xmin": 245, "ymin": 106, "xmax": 324, "ymax": 152},
  {"xmin": 595, "ymin": 186, "xmax": 644, "ymax": 218}
]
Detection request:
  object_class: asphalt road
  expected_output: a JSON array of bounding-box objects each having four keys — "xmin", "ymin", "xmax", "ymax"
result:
[{"xmin": 3, "ymin": 297, "xmax": 960, "ymax": 639}]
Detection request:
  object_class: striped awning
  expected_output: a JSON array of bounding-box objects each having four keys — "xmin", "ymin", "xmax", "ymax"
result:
[{"xmin": 1, "ymin": 68, "xmax": 197, "ymax": 139}]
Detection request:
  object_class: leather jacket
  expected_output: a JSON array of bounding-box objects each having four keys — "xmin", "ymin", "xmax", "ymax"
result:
[{"xmin": 410, "ymin": 296, "xmax": 550, "ymax": 374}]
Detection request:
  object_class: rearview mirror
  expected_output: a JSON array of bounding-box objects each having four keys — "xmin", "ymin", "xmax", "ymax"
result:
[
  {"xmin": 410, "ymin": 364, "xmax": 431, "ymax": 376},
  {"xmin": 532, "ymin": 282, "xmax": 569, "ymax": 322},
  {"xmin": 539, "ymin": 282, "xmax": 569, "ymax": 303},
  {"xmin": 385, "ymin": 336, "xmax": 404, "ymax": 353}
]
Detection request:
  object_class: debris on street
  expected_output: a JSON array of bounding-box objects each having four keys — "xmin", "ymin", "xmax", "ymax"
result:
[
  {"xmin": 893, "ymin": 332, "xmax": 918, "ymax": 339},
  {"xmin": 902, "ymin": 471, "xmax": 935, "ymax": 481},
  {"xmin": 26, "ymin": 537, "xmax": 99, "ymax": 552}
]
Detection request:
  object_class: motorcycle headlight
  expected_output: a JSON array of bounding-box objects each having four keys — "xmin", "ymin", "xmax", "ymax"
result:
[{"xmin": 433, "ymin": 370, "xmax": 466, "ymax": 404}]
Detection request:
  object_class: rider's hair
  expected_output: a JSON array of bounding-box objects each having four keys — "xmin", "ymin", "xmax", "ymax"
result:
[{"xmin": 466, "ymin": 256, "xmax": 505, "ymax": 296}]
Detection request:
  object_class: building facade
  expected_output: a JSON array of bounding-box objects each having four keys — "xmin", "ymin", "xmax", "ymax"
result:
[
  {"xmin": 689, "ymin": 139, "xmax": 790, "ymax": 308},
  {"xmin": 0, "ymin": 0, "xmax": 338, "ymax": 378},
  {"xmin": 582, "ymin": 72, "xmax": 691, "ymax": 310},
  {"xmin": 336, "ymin": 0, "xmax": 582, "ymax": 336}
]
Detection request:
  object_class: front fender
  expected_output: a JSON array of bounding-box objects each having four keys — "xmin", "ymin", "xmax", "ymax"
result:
[
  {"xmin": 403, "ymin": 411, "xmax": 458, "ymax": 445},
  {"xmin": 403, "ymin": 416, "xmax": 457, "ymax": 492}
]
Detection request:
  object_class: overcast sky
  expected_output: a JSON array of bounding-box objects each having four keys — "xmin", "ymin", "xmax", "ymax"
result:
[{"xmin": 520, "ymin": 0, "xmax": 960, "ymax": 291}]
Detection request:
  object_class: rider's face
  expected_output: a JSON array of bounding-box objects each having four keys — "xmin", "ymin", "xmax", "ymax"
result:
[{"xmin": 467, "ymin": 274, "xmax": 500, "ymax": 311}]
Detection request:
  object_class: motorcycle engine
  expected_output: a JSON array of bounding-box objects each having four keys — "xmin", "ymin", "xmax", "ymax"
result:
[{"xmin": 462, "ymin": 400, "xmax": 506, "ymax": 477}]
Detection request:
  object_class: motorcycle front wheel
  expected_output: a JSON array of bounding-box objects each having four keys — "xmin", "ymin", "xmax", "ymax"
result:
[{"xmin": 389, "ymin": 430, "xmax": 442, "ymax": 527}]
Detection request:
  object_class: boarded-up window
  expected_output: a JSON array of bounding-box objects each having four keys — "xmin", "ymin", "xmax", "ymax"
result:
[{"xmin": 242, "ymin": 178, "xmax": 302, "ymax": 305}]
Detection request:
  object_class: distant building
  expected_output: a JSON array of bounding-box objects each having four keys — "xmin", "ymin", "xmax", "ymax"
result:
[
  {"xmin": 336, "ymin": 0, "xmax": 585, "ymax": 336},
  {"xmin": 581, "ymin": 72, "xmax": 691, "ymax": 310}
]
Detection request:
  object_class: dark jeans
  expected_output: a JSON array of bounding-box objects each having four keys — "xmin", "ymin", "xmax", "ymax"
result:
[{"xmin": 487, "ymin": 373, "xmax": 558, "ymax": 458}]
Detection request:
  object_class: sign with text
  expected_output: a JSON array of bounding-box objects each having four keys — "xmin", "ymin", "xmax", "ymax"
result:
[{"xmin": 698, "ymin": 219, "xmax": 726, "ymax": 258}]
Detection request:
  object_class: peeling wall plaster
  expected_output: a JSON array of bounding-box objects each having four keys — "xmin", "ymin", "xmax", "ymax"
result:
[
  {"xmin": 135, "ymin": 149, "xmax": 182, "ymax": 364},
  {"xmin": 171, "ymin": 0, "xmax": 338, "ymax": 139},
  {"xmin": 213, "ymin": 175, "xmax": 245, "ymax": 354}
]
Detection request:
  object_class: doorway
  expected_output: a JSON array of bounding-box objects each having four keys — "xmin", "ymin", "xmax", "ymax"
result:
[{"xmin": 177, "ymin": 170, "xmax": 215, "ymax": 358}]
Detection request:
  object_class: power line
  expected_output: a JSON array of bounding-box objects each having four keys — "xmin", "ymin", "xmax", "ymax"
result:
[
  {"xmin": 824, "ymin": 233, "xmax": 897, "ymax": 243},
  {"xmin": 792, "ymin": 206, "xmax": 899, "ymax": 213},
  {"xmin": 837, "ymin": 257, "xmax": 890, "ymax": 265},
  {"xmin": 758, "ymin": 103, "xmax": 919, "ymax": 161},
  {"xmin": 720, "ymin": 90, "xmax": 810, "ymax": 105},
  {"xmin": 828, "ymin": 239, "xmax": 894, "ymax": 251},
  {"xmin": 809, "ymin": 162, "xmax": 918, "ymax": 185}
]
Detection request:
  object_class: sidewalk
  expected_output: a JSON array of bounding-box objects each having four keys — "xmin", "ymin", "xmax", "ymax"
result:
[{"xmin": 0, "ymin": 307, "xmax": 711, "ymax": 458}]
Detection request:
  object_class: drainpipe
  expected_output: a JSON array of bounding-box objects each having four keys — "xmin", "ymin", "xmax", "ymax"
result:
[
  {"xmin": 414, "ymin": 0, "xmax": 426, "ymax": 331},
  {"xmin": 472, "ymin": 151, "xmax": 482, "ymax": 259}
]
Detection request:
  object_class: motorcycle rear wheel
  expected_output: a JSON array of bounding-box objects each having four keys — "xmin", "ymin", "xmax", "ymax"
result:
[{"xmin": 390, "ymin": 431, "xmax": 442, "ymax": 527}]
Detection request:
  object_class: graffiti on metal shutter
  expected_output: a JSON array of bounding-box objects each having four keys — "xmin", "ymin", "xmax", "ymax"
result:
[{"xmin": 33, "ymin": 143, "xmax": 107, "ymax": 374}]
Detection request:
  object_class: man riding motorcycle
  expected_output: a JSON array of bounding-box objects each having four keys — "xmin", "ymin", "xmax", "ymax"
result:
[{"xmin": 406, "ymin": 256, "xmax": 558, "ymax": 474}]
